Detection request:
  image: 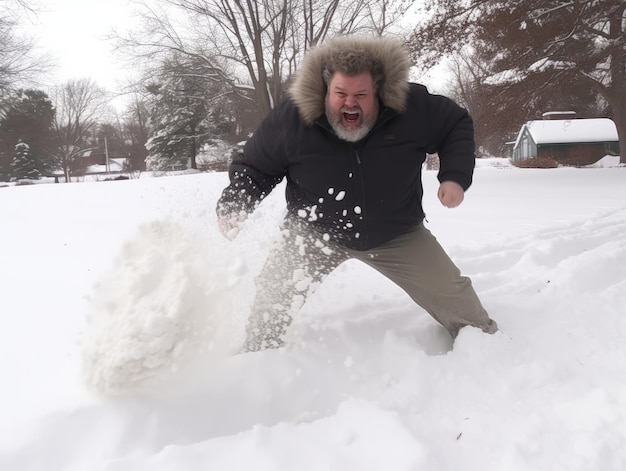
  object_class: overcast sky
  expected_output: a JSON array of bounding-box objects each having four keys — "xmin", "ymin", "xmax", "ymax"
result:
[
  {"xmin": 19, "ymin": 0, "xmax": 139, "ymax": 93},
  {"xmin": 15, "ymin": 0, "xmax": 448, "ymax": 107}
]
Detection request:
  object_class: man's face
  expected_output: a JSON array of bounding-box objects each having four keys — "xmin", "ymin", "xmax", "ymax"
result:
[{"xmin": 325, "ymin": 71, "xmax": 378, "ymax": 142}]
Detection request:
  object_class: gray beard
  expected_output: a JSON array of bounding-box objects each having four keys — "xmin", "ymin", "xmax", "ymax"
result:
[{"xmin": 325, "ymin": 110, "xmax": 377, "ymax": 142}]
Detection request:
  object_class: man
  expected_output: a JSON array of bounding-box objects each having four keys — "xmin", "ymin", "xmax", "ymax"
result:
[{"xmin": 217, "ymin": 35, "xmax": 498, "ymax": 352}]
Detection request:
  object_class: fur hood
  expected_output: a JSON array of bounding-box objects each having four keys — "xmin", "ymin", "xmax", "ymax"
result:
[{"xmin": 288, "ymin": 36, "xmax": 411, "ymax": 125}]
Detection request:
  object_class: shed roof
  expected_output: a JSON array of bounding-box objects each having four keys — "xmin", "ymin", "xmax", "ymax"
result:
[{"xmin": 523, "ymin": 118, "xmax": 618, "ymax": 145}]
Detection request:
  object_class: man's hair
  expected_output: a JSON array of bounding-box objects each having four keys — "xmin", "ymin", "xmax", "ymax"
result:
[{"xmin": 322, "ymin": 48, "xmax": 384, "ymax": 91}]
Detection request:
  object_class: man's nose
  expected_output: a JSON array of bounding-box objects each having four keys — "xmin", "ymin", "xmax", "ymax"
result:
[{"xmin": 344, "ymin": 95, "xmax": 357, "ymax": 107}]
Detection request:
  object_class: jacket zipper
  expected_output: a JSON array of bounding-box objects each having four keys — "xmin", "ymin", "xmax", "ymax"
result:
[
  {"xmin": 351, "ymin": 108, "xmax": 396, "ymax": 248},
  {"xmin": 353, "ymin": 146, "xmax": 369, "ymax": 247},
  {"xmin": 315, "ymin": 106, "xmax": 398, "ymax": 248}
]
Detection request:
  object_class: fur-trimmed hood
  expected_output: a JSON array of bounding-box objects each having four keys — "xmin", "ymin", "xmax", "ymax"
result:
[{"xmin": 288, "ymin": 36, "xmax": 411, "ymax": 125}]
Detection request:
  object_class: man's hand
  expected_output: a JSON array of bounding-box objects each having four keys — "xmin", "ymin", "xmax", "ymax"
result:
[
  {"xmin": 218, "ymin": 216, "xmax": 241, "ymax": 240},
  {"xmin": 437, "ymin": 181, "xmax": 465, "ymax": 208}
]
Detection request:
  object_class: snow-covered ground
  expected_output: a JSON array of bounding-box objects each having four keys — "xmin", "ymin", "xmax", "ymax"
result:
[{"xmin": 1, "ymin": 157, "xmax": 625, "ymax": 470}]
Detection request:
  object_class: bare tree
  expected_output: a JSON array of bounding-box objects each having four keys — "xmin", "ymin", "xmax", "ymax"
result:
[
  {"xmin": 122, "ymin": 94, "xmax": 151, "ymax": 173},
  {"xmin": 444, "ymin": 48, "xmax": 503, "ymax": 156},
  {"xmin": 0, "ymin": 1, "xmax": 51, "ymax": 98},
  {"xmin": 117, "ymin": 0, "xmax": 408, "ymax": 119},
  {"xmin": 50, "ymin": 79, "xmax": 110, "ymax": 181}
]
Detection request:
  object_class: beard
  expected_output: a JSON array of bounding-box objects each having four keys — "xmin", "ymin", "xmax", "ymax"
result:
[{"xmin": 325, "ymin": 103, "xmax": 378, "ymax": 143}]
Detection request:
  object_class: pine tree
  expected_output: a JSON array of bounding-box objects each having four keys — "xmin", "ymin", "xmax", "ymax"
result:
[
  {"xmin": 0, "ymin": 89, "xmax": 55, "ymax": 179},
  {"xmin": 145, "ymin": 55, "xmax": 234, "ymax": 172},
  {"xmin": 10, "ymin": 140, "xmax": 40, "ymax": 181}
]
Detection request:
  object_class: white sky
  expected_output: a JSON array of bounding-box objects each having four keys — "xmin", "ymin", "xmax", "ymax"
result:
[
  {"xmin": 19, "ymin": 0, "xmax": 139, "ymax": 92},
  {"xmin": 15, "ymin": 0, "xmax": 448, "ymax": 107}
]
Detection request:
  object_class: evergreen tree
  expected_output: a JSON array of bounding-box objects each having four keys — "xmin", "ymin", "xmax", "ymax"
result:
[
  {"xmin": 145, "ymin": 55, "xmax": 233, "ymax": 171},
  {"xmin": 0, "ymin": 89, "xmax": 55, "ymax": 180},
  {"xmin": 10, "ymin": 140, "xmax": 40, "ymax": 180}
]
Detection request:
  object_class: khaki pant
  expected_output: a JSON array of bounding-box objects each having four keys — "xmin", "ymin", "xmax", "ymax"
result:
[{"xmin": 243, "ymin": 222, "xmax": 497, "ymax": 352}]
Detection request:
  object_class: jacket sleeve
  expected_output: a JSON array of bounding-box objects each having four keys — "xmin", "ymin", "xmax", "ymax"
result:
[
  {"xmin": 216, "ymin": 103, "xmax": 290, "ymax": 220},
  {"xmin": 424, "ymin": 93, "xmax": 476, "ymax": 191}
]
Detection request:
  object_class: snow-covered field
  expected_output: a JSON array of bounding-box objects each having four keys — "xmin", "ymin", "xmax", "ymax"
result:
[{"xmin": 1, "ymin": 157, "xmax": 625, "ymax": 470}]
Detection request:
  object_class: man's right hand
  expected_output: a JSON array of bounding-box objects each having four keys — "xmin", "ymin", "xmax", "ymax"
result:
[
  {"xmin": 437, "ymin": 181, "xmax": 465, "ymax": 208},
  {"xmin": 218, "ymin": 216, "xmax": 241, "ymax": 240}
]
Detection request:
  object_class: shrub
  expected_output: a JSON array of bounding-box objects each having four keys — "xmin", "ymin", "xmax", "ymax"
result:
[{"xmin": 512, "ymin": 157, "xmax": 559, "ymax": 169}]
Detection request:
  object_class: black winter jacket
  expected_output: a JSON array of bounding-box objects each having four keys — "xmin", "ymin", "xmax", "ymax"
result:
[{"xmin": 217, "ymin": 38, "xmax": 476, "ymax": 251}]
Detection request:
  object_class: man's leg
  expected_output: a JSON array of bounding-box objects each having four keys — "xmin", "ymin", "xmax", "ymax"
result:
[
  {"xmin": 243, "ymin": 224, "xmax": 349, "ymax": 352},
  {"xmin": 349, "ymin": 224, "xmax": 497, "ymax": 338}
]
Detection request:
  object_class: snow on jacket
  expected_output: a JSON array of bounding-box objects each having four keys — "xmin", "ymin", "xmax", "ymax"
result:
[{"xmin": 217, "ymin": 36, "xmax": 477, "ymax": 251}]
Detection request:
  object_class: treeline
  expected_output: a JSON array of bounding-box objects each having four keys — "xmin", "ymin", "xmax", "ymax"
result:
[
  {"xmin": 0, "ymin": 61, "xmax": 263, "ymax": 183},
  {"xmin": 1, "ymin": 81, "xmax": 147, "ymax": 182},
  {"xmin": 1, "ymin": 0, "xmax": 624, "ymax": 183}
]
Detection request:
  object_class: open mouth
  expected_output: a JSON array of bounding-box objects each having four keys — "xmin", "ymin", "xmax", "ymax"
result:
[{"xmin": 342, "ymin": 110, "xmax": 360, "ymax": 125}]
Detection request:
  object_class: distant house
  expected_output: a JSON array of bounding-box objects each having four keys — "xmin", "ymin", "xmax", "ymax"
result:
[
  {"xmin": 73, "ymin": 149, "xmax": 129, "ymax": 176},
  {"xmin": 512, "ymin": 112, "xmax": 620, "ymax": 166}
]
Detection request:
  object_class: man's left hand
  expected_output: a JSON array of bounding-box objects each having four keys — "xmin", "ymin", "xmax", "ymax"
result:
[{"xmin": 438, "ymin": 181, "xmax": 465, "ymax": 208}]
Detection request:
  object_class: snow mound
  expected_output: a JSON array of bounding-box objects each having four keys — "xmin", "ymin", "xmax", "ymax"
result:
[
  {"xmin": 81, "ymin": 220, "xmax": 245, "ymax": 395},
  {"xmin": 104, "ymin": 399, "xmax": 426, "ymax": 471},
  {"xmin": 584, "ymin": 155, "xmax": 622, "ymax": 168}
]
